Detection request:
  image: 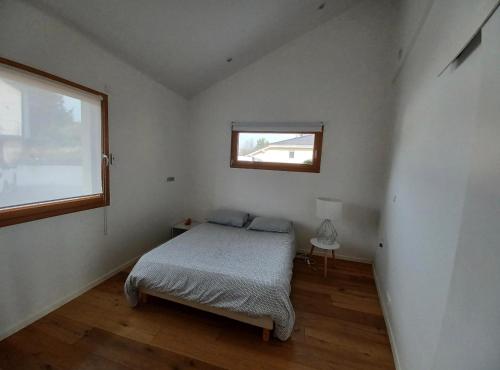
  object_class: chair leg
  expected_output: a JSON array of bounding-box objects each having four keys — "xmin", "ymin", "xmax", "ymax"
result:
[
  {"xmin": 262, "ymin": 328, "xmax": 271, "ymax": 342},
  {"xmin": 139, "ymin": 292, "xmax": 148, "ymax": 305},
  {"xmin": 324, "ymin": 254, "xmax": 328, "ymax": 278}
]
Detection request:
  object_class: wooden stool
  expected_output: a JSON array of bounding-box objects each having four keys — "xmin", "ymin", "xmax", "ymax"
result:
[{"xmin": 309, "ymin": 238, "xmax": 340, "ymax": 278}]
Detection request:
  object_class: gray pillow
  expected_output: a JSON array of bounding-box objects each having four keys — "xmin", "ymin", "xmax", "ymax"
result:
[
  {"xmin": 247, "ymin": 216, "xmax": 292, "ymax": 233},
  {"xmin": 207, "ymin": 209, "xmax": 249, "ymax": 227}
]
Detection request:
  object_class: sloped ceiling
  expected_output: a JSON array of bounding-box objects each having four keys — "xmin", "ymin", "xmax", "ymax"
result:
[{"xmin": 26, "ymin": 0, "xmax": 363, "ymax": 98}]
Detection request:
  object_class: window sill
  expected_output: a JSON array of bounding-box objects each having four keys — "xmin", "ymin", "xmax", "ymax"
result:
[
  {"xmin": 0, "ymin": 194, "xmax": 108, "ymax": 228},
  {"xmin": 230, "ymin": 161, "xmax": 320, "ymax": 173}
]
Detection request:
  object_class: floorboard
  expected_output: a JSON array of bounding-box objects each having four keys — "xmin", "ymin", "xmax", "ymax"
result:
[{"xmin": 0, "ymin": 257, "xmax": 395, "ymax": 369}]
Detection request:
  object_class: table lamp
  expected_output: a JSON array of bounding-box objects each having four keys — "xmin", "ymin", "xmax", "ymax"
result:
[{"xmin": 316, "ymin": 197, "xmax": 343, "ymax": 245}]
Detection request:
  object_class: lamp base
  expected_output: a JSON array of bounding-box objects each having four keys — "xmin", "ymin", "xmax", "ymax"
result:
[{"xmin": 316, "ymin": 219, "xmax": 338, "ymax": 245}]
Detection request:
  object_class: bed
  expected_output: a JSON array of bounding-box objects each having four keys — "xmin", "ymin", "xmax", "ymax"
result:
[{"xmin": 124, "ymin": 222, "xmax": 296, "ymax": 341}]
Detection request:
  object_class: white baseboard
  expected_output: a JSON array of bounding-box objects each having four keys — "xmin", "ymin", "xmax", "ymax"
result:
[
  {"xmin": 0, "ymin": 254, "xmax": 140, "ymax": 342},
  {"xmin": 372, "ymin": 266, "xmax": 402, "ymax": 370},
  {"xmin": 335, "ymin": 253, "xmax": 372, "ymax": 264},
  {"xmin": 296, "ymin": 248, "xmax": 372, "ymax": 264}
]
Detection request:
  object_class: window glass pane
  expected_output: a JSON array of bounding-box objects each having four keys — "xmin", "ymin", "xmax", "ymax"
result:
[
  {"xmin": 237, "ymin": 133, "xmax": 314, "ymax": 164},
  {"xmin": 0, "ymin": 67, "xmax": 102, "ymax": 208}
]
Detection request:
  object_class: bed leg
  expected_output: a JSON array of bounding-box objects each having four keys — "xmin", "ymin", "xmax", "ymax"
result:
[
  {"xmin": 262, "ymin": 328, "xmax": 271, "ymax": 342},
  {"xmin": 139, "ymin": 292, "xmax": 148, "ymax": 305}
]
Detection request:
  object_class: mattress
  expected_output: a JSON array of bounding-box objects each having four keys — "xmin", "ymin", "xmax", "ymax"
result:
[{"xmin": 124, "ymin": 222, "xmax": 296, "ymax": 340}]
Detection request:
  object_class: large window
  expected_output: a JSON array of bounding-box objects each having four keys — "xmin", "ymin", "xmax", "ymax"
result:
[
  {"xmin": 230, "ymin": 122, "xmax": 323, "ymax": 172},
  {"xmin": 0, "ymin": 57, "xmax": 109, "ymax": 227}
]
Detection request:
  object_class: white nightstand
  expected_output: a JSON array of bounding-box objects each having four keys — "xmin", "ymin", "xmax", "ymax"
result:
[
  {"xmin": 309, "ymin": 237, "xmax": 340, "ymax": 278},
  {"xmin": 171, "ymin": 220, "xmax": 201, "ymax": 238}
]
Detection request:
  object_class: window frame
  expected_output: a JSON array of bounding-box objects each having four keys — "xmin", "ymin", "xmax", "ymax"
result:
[
  {"xmin": 0, "ymin": 57, "xmax": 110, "ymax": 228},
  {"xmin": 230, "ymin": 128, "xmax": 323, "ymax": 173}
]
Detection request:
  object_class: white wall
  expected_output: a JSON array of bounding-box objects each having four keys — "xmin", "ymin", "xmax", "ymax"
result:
[
  {"xmin": 187, "ymin": 0, "xmax": 396, "ymax": 261},
  {"xmin": 431, "ymin": 10, "xmax": 500, "ymax": 369},
  {"xmin": 375, "ymin": 1, "xmax": 500, "ymax": 370},
  {"xmin": 0, "ymin": 0, "xmax": 189, "ymax": 339}
]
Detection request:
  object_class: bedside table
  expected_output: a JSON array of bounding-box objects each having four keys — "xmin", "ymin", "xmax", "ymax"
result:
[
  {"xmin": 171, "ymin": 220, "xmax": 201, "ymax": 238},
  {"xmin": 309, "ymin": 237, "xmax": 340, "ymax": 278}
]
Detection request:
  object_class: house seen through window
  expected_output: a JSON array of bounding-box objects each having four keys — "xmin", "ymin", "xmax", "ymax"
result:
[
  {"xmin": 230, "ymin": 123, "xmax": 323, "ymax": 172},
  {"xmin": 237, "ymin": 133, "xmax": 312, "ymax": 164}
]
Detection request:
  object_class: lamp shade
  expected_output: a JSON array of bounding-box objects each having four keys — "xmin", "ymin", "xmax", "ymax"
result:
[{"xmin": 316, "ymin": 197, "xmax": 342, "ymax": 221}]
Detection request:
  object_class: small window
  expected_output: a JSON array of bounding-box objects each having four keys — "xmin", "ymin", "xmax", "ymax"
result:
[
  {"xmin": 0, "ymin": 57, "xmax": 109, "ymax": 227},
  {"xmin": 230, "ymin": 122, "xmax": 323, "ymax": 172}
]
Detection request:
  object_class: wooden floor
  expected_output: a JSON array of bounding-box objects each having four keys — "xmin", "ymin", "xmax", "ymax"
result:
[{"xmin": 0, "ymin": 257, "xmax": 395, "ymax": 370}]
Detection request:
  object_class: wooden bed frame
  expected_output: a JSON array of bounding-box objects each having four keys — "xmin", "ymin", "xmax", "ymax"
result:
[{"xmin": 138, "ymin": 289, "xmax": 274, "ymax": 341}]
